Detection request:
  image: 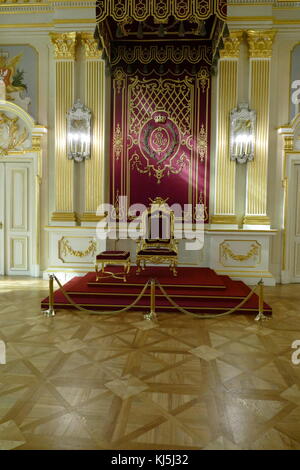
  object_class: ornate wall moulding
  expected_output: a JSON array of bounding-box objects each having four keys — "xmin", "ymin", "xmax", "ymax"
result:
[
  {"xmin": 59, "ymin": 237, "xmax": 97, "ymax": 264},
  {"xmin": 0, "ymin": 111, "xmax": 30, "ymax": 156},
  {"xmin": 219, "ymin": 240, "xmax": 261, "ymax": 268}
]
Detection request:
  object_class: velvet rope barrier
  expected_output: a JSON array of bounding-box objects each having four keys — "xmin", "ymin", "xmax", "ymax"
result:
[
  {"xmin": 42, "ymin": 275, "xmax": 271, "ymax": 322},
  {"xmin": 42, "ymin": 274, "xmax": 151, "ymax": 317},
  {"xmin": 154, "ymin": 279, "xmax": 271, "ymax": 321}
]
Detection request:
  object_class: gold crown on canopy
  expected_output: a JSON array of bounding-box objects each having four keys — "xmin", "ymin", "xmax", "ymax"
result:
[{"xmin": 154, "ymin": 114, "xmax": 167, "ymax": 123}]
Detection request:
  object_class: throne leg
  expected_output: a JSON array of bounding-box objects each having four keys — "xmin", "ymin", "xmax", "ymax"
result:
[{"xmin": 172, "ymin": 260, "xmax": 178, "ymax": 277}]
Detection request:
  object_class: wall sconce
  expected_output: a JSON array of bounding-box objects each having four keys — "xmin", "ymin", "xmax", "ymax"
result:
[
  {"xmin": 67, "ymin": 99, "xmax": 91, "ymax": 162},
  {"xmin": 230, "ymin": 103, "xmax": 256, "ymax": 164}
]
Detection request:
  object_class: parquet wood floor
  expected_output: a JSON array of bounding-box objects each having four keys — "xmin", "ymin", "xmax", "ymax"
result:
[{"xmin": 0, "ymin": 277, "xmax": 300, "ymax": 450}]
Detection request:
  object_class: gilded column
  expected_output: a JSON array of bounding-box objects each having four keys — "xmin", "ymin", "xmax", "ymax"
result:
[
  {"xmin": 50, "ymin": 32, "xmax": 77, "ymax": 223},
  {"xmin": 80, "ymin": 33, "xmax": 105, "ymax": 223},
  {"xmin": 211, "ymin": 31, "xmax": 243, "ymax": 225},
  {"xmin": 244, "ymin": 30, "xmax": 276, "ymax": 227}
]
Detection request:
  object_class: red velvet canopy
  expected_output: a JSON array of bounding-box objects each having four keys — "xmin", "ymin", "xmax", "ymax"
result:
[{"xmin": 94, "ymin": 0, "xmax": 228, "ymax": 222}]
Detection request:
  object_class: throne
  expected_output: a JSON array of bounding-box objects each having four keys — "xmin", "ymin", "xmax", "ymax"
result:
[{"xmin": 136, "ymin": 197, "xmax": 178, "ymax": 276}]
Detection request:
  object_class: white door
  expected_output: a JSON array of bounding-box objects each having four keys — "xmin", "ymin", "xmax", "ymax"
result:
[
  {"xmin": 291, "ymin": 163, "xmax": 300, "ymax": 282},
  {"xmin": 0, "ymin": 161, "xmax": 33, "ymax": 276},
  {"xmin": 0, "ymin": 163, "xmax": 4, "ymax": 275}
]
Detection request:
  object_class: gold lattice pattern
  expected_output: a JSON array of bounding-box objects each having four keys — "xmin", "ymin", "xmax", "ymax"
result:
[{"xmin": 128, "ymin": 76, "xmax": 193, "ymax": 136}]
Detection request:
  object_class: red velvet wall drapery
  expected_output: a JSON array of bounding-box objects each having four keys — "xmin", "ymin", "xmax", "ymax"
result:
[{"xmin": 111, "ymin": 66, "xmax": 211, "ymax": 222}]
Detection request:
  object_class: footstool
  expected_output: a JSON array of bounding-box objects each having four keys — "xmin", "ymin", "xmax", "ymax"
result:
[{"xmin": 95, "ymin": 250, "xmax": 131, "ymax": 282}]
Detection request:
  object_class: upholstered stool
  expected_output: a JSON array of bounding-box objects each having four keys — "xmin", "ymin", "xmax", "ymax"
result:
[{"xmin": 95, "ymin": 251, "xmax": 130, "ymax": 282}]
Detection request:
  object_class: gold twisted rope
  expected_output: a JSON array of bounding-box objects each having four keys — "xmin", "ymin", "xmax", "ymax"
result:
[
  {"xmin": 157, "ymin": 281, "xmax": 260, "ymax": 319},
  {"xmin": 52, "ymin": 275, "xmax": 151, "ymax": 316}
]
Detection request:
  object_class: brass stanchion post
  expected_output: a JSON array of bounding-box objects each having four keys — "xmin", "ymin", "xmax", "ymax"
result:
[
  {"xmin": 255, "ymin": 279, "xmax": 269, "ymax": 321},
  {"xmin": 144, "ymin": 278, "xmax": 157, "ymax": 321},
  {"xmin": 43, "ymin": 274, "xmax": 56, "ymax": 317}
]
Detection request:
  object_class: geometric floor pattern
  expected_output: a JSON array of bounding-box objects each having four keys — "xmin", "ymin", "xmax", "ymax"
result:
[{"xmin": 0, "ymin": 277, "xmax": 300, "ymax": 450}]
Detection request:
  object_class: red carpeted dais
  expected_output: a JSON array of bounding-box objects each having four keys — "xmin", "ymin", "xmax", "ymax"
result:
[{"xmin": 41, "ymin": 267, "xmax": 272, "ymax": 316}]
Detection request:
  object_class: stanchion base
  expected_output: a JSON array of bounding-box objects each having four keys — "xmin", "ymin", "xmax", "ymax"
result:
[
  {"xmin": 42, "ymin": 308, "xmax": 56, "ymax": 317},
  {"xmin": 254, "ymin": 311, "xmax": 270, "ymax": 322},
  {"xmin": 144, "ymin": 312, "xmax": 157, "ymax": 321}
]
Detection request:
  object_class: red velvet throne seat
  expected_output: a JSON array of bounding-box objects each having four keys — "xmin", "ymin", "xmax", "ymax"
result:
[{"xmin": 136, "ymin": 197, "xmax": 178, "ymax": 276}]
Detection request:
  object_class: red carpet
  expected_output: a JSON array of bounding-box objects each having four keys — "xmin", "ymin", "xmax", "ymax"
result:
[{"xmin": 41, "ymin": 266, "xmax": 272, "ymax": 316}]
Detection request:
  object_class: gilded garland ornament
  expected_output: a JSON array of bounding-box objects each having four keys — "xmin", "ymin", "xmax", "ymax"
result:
[
  {"xmin": 60, "ymin": 238, "xmax": 97, "ymax": 258},
  {"xmin": 221, "ymin": 242, "xmax": 260, "ymax": 262}
]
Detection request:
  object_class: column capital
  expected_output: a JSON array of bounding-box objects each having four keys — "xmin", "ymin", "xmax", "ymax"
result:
[
  {"xmin": 220, "ymin": 31, "xmax": 243, "ymax": 59},
  {"xmin": 50, "ymin": 32, "xmax": 77, "ymax": 60},
  {"xmin": 246, "ymin": 30, "xmax": 276, "ymax": 59},
  {"xmin": 81, "ymin": 32, "xmax": 102, "ymax": 59}
]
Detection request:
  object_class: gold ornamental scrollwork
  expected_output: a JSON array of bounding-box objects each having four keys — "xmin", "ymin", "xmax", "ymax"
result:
[
  {"xmin": 0, "ymin": 112, "xmax": 29, "ymax": 156},
  {"xmin": 96, "ymin": 0, "xmax": 227, "ymax": 23},
  {"xmin": 60, "ymin": 238, "xmax": 97, "ymax": 258},
  {"xmin": 194, "ymin": 191, "xmax": 208, "ymax": 221},
  {"xmin": 31, "ymin": 135, "xmax": 41, "ymax": 151},
  {"xmin": 113, "ymin": 68, "xmax": 126, "ymax": 94},
  {"xmin": 197, "ymin": 124, "xmax": 207, "ymax": 163},
  {"xmin": 221, "ymin": 241, "xmax": 260, "ymax": 263},
  {"xmin": 220, "ymin": 31, "xmax": 243, "ymax": 59},
  {"xmin": 81, "ymin": 33, "xmax": 102, "ymax": 59},
  {"xmin": 113, "ymin": 123, "xmax": 123, "ymax": 160},
  {"xmin": 283, "ymin": 135, "xmax": 294, "ymax": 151},
  {"xmin": 111, "ymin": 45, "xmax": 213, "ymax": 66},
  {"xmin": 50, "ymin": 32, "xmax": 77, "ymax": 60},
  {"xmin": 197, "ymin": 68, "xmax": 210, "ymax": 93},
  {"xmin": 246, "ymin": 30, "xmax": 276, "ymax": 59},
  {"xmin": 131, "ymin": 151, "xmax": 188, "ymax": 184}
]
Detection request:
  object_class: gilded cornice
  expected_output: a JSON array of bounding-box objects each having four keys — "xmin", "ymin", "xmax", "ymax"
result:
[
  {"xmin": 220, "ymin": 31, "xmax": 243, "ymax": 58},
  {"xmin": 80, "ymin": 32, "xmax": 102, "ymax": 60},
  {"xmin": 50, "ymin": 32, "xmax": 77, "ymax": 60},
  {"xmin": 246, "ymin": 30, "xmax": 276, "ymax": 58}
]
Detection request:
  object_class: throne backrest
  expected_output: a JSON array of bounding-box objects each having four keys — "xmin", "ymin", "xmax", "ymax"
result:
[{"xmin": 141, "ymin": 199, "xmax": 175, "ymax": 248}]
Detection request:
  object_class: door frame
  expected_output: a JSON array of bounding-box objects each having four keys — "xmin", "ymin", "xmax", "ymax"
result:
[
  {"xmin": 0, "ymin": 153, "xmax": 40, "ymax": 276},
  {"xmin": 0, "ymin": 101, "xmax": 46, "ymax": 277}
]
